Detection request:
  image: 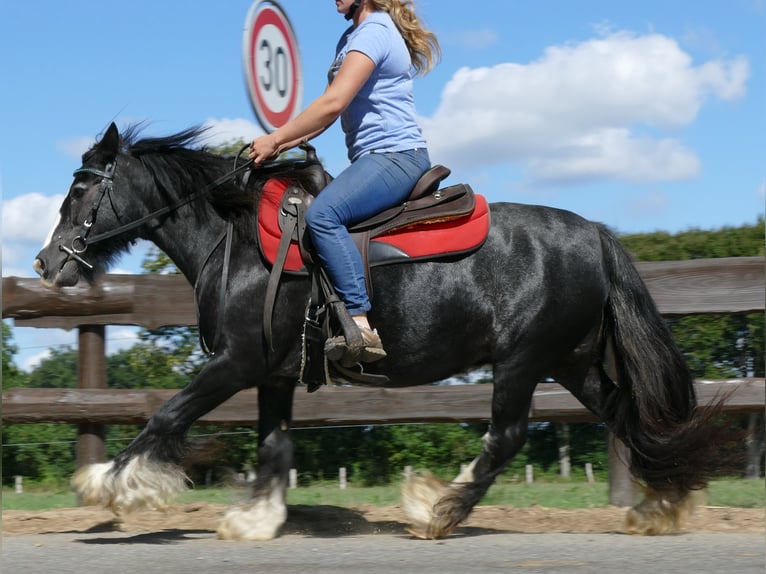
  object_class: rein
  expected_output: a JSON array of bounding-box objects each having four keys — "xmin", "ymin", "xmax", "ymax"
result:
[{"xmin": 74, "ymin": 158, "xmax": 254, "ymax": 251}]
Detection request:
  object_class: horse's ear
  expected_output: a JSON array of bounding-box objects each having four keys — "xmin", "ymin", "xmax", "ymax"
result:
[{"xmin": 98, "ymin": 122, "xmax": 120, "ymax": 159}]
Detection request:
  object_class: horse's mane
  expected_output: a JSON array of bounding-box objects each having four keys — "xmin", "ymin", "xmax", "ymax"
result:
[{"xmin": 113, "ymin": 124, "xmax": 314, "ymax": 239}]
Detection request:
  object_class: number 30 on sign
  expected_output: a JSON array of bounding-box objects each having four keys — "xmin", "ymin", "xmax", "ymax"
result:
[{"xmin": 243, "ymin": 1, "xmax": 303, "ymax": 133}]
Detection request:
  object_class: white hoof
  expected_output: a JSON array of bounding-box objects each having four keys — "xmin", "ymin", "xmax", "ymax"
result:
[
  {"xmin": 217, "ymin": 497, "xmax": 287, "ymax": 541},
  {"xmin": 71, "ymin": 454, "xmax": 188, "ymax": 513},
  {"xmin": 72, "ymin": 461, "xmax": 116, "ymax": 507},
  {"xmin": 401, "ymin": 471, "xmax": 452, "ymax": 539}
]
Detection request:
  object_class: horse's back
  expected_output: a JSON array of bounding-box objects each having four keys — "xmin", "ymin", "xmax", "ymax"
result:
[
  {"xmin": 370, "ymin": 201, "xmax": 610, "ymax": 384},
  {"xmin": 480, "ymin": 201, "xmax": 607, "ymax": 279}
]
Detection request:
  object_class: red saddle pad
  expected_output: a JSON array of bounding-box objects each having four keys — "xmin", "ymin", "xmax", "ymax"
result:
[{"xmin": 257, "ymin": 178, "xmax": 490, "ymax": 273}]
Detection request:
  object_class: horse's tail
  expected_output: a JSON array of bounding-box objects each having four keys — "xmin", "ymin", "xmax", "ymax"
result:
[{"xmin": 597, "ymin": 225, "xmax": 740, "ymax": 497}]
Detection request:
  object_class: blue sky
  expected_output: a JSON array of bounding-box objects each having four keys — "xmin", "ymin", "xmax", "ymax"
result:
[{"xmin": 2, "ymin": 1, "xmax": 764, "ymax": 370}]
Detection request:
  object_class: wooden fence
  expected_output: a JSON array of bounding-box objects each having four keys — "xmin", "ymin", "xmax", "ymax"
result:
[
  {"xmin": 2, "ymin": 256, "xmax": 764, "ymax": 505},
  {"xmin": 3, "ymin": 380, "xmax": 763, "ymax": 426}
]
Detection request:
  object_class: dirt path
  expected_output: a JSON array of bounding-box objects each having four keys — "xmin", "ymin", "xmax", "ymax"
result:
[{"xmin": 3, "ymin": 503, "xmax": 763, "ymax": 537}]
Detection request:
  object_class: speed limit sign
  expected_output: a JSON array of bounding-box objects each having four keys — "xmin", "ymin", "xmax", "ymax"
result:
[{"xmin": 243, "ymin": 1, "xmax": 303, "ymax": 133}]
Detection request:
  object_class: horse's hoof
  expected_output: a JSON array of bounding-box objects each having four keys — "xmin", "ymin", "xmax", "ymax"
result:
[
  {"xmin": 401, "ymin": 471, "xmax": 458, "ymax": 539},
  {"xmin": 406, "ymin": 526, "xmax": 431, "ymax": 540},
  {"xmin": 72, "ymin": 461, "xmax": 116, "ymax": 508},
  {"xmin": 217, "ymin": 501, "xmax": 287, "ymax": 541},
  {"xmin": 624, "ymin": 490, "xmax": 696, "ymax": 535}
]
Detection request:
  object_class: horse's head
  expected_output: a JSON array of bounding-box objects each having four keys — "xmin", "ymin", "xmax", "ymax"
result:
[{"xmin": 34, "ymin": 122, "xmax": 137, "ymax": 288}]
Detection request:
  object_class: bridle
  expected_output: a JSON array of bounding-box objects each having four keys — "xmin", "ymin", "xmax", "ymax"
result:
[
  {"xmin": 60, "ymin": 161, "xmax": 117, "ymax": 270},
  {"xmin": 60, "ymin": 148, "xmax": 257, "ymax": 355},
  {"xmin": 61, "ymin": 152, "xmax": 254, "ymax": 271}
]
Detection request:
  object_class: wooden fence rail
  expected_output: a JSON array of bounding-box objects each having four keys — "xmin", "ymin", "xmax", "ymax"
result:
[
  {"xmin": 3, "ymin": 257, "xmax": 764, "ymax": 330},
  {"xmin": 2, "ymin": 380, "xmax": 764, "ymax": 426}
]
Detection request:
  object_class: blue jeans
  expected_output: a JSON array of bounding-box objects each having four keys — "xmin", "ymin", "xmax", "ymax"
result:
[{"xmin": 305, "ymin": 148, "xmax": 431, "ymax": 315}]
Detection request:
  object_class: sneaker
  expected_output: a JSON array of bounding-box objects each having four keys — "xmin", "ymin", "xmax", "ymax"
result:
[
  {"xmin": 359, "ymin": 327, "xmax": 387, "ymax": 362},
  {"xmin": 324, "ymin": 327, "xmax": 387, "ymax": 364}
]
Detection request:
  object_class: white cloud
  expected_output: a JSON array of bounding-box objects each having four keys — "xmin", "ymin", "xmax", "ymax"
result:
[
  {"xmin": 526, "ymin": 129, "xmax": 700, "ymax": 184},
  {"xmin": 201, "ymin": 117, "xmax": 263, "ymax": 147},
  {"xmin": 16, "ymin": 328, "xmax": 78, "ymax": 372},
  {"xmin": 2, "ymin": 193, "xmax": 65, "ymax": 243},
  {"xmin": 57, "ymin": 136, "xmax": 95, "ymax": 159},
  {"xmin": 422, "ymin": 31, "xmax": 749, "ymax": 185},
  {"xmin": 106, "ymin": 326, "xmax": 140, "ymax": 355},
  {"xmin": 108, "ymin": 267, "xmax": 136, "ymax": 275},
  {"xmin": 758, "ymin": 180, "xmax": 765, "ymax": 200},
  {"xmin": 21, "ymin": 349, "xmax": 53, "ymax": 372}
]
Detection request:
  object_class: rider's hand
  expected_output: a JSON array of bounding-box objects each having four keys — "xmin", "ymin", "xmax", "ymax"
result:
[{"xmin": 249, "ymin": 134, "xmax": 280, "ymax": 165}]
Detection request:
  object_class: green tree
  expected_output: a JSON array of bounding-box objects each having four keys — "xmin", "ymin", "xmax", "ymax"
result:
[
  {"xmin": 2, "ymin": 322, "xmax": 25, "ymax": 390},
  {"xmin": 2, "ymin": 346, "xmax": 78, "ymax": 484},
  {"xmin": 620, "ymin": 219, "xmax": 764, "ymax": 379}
]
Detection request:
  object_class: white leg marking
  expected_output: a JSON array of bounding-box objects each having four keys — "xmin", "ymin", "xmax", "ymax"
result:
[
  {"xmin": 72, "ymin": 454, "xmax": 188, "ymax": 513},
  {"xmin": 453, "ymin": 457, "xmax": 479, "ymax": 484},
  {"xmin": 218, "ymin": 478, "xmax": 287, "ymax": 541}
]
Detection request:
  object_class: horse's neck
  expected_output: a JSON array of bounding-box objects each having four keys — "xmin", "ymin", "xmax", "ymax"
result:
[{"xmin": 147, "ymin": 205, "xmax": 228, "ymax": 286}]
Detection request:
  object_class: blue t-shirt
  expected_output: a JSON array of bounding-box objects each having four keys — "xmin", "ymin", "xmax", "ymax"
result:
[{"xmin": 329, "ymin": 12, "xmax": 427, "ymax": 161}]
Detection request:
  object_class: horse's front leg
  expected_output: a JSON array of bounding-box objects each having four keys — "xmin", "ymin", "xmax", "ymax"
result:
[
  {"xmin": 72, "ymin": 352, "xmax": 249, "ymax": 513},
  {"xmin": 218, "ymin": 379, "xmax": 295, "ymax": 541},
  {"xmin": 402, "ymin": 360, "xmax": 536, "ymax": 539}
]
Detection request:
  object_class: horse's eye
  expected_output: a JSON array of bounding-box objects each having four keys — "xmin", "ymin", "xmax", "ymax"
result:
[{"xmin": 71, "ymin": 182, "xmax": 88, "ymax": 200}]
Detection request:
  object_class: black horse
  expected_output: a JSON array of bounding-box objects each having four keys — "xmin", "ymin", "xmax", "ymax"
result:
[{"xmin": 34, "ymin": 123, "xmax": 735, "ymax": 540}]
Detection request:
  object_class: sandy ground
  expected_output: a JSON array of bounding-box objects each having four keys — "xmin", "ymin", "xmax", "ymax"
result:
[{"xmin": 3, "ymin": 503, "xmax": 763, "ymax": 537}]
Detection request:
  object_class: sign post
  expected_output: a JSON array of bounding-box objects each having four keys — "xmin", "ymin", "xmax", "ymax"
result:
[{"xmin": 243, "ymin": 1, "xmax": 303, "ymax": 133}]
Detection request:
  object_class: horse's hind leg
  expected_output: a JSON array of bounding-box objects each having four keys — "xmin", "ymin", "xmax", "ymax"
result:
[
  {"xmin": 218, "ymin": 379, "xmax": 295, "ymax": 541},
  {"xmin": 72, "ymin": 353, "xmax": 249, "ymax": 513},
  {"xmin": 553, "ymin": 347, "xmax": 698, "ymax": 535},
  {"xmin": 402, "ymin": 359, "xmax": 537, "ymax": 539}
]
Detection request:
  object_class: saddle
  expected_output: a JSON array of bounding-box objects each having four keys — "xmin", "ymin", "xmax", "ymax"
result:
[
  {"xmin": 258, "ymin": 151, "xmax": 489, "ymax": 277},
  {"xmin": 256, "ymin": 144, "xmax": 490, "ymax": 388}
]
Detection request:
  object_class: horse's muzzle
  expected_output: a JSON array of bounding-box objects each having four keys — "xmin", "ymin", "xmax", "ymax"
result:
[{"xmin": 33, "ymin": 252, "xmax": 81, "ymax": 288}]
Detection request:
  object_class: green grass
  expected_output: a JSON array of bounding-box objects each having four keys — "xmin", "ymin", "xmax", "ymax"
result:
[
  {"xmin": 705, "ymin": 478, "xmax": 766, "ymax": 508},
  {"xmin": 4, "ymin": 478, "xmax": 763, "ymax": 512}
]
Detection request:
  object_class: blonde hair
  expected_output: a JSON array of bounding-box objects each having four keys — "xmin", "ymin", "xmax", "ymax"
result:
[{"xmin": 368, "ymin": 0, "xmax": 441, "ymax": 76}]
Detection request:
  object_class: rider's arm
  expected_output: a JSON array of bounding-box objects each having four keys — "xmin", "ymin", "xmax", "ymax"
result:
[
  {"xmin": 277, "ymin": 124, "xmax": 330, "ymax": 152},
  {"xmin": 250, "ymin": 50, "xmax": 375, "ymax": 163}
]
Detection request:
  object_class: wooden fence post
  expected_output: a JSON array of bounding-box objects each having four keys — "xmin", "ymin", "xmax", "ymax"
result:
[
  {"xmin": 339, "ymin": 467, "xmax": 347, "ymax": 489},
  {"xmin": 76, "ymin": 325, "xmax": 106, "ymax": 471},
  {"xmin": 608, "ymin": 433, "xmax": 639, "ymax": 507}
]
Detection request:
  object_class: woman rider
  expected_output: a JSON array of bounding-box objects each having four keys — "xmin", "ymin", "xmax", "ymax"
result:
[{"xmin": 250, "ymin": 0, "xmax": 440, "ymax": 362}]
